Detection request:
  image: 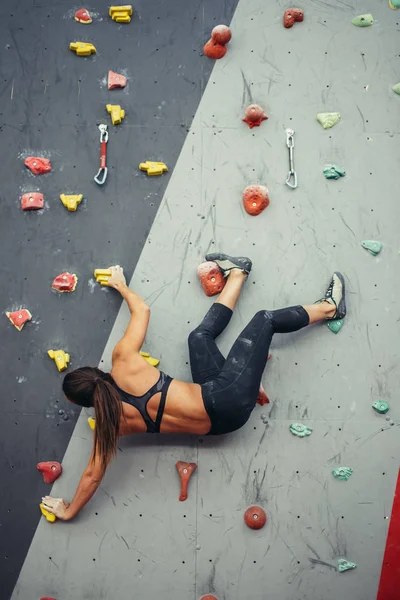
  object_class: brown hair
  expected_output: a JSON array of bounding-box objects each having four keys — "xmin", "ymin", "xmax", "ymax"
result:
[{"xmin": 62, "ymin": 367, "xmax": 122, "ymax": 468}]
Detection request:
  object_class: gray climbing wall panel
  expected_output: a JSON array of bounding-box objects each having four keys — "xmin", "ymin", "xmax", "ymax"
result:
[{"xmin": 12, "ymin": 1, "xmax": 400, "ymax": 599}]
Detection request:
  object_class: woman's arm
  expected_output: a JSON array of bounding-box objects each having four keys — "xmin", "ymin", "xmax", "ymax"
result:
[
  {"xmin": 41, "ymin": 451, "xmax": 106, "ymax": 521},
  {"xmin": 108, "ymin": 265, "xmax": 150, "ymax": 355}
]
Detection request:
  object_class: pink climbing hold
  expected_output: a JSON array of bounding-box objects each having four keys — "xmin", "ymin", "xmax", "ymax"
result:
[
  {"xmin": 37, "ymin": 462, "xmax": 62, "ymax": 484},
  {"xmin": 203, "ymin": 24, "xmax": 232, "ymax": 60},
  {"xmin": 21, "ymin": 192, "xmax": 44, "ymax": 211},
  {"xmin": 197, "ymin": 261, "xmax": 226, "ymax": 297},
  {"xmin": 24, "ymin": 157, "xmax": 52, "ymax": 175},
  {"xmin": 242, "ymin": 104, "xmax": 268, "ymax": 129},
  {"xmin": 242, "ymin": 185, "xmax": 270, "ymax": 216},
  {"xmin": 108, "ymin": 70, "xmax": 127, "ymax": 90}
]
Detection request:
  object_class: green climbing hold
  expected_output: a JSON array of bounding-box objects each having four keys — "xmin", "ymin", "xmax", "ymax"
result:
[
  {"xmin": 389, "ymin": 0, "xmax": 400, "ymax": 9},
  {"xmin": 326, "ymin": 319, "xmax": 343, "ymax": 334},
  {"xmin": 332, "ymin": 467, "xmax": 353, "ymax": 481},
  {"xmin": 338, "ymin": 559, "xmax": 357, "ymax": 573},
  {"xmin": 323, "ymin": 164, "xmax": 346, "ymax": 180},
  {"xmin": 361, "ymin": 240, "xmax": 382, "ymax": 256},
  {"xmin": 317, "ymin": 112, "xmax": 341, "ymax": 130},
  {"xmin": 392, "ymin": 83, "xmax": 400, "ymax": 95},
  {"xmin": 372, "ymin": 400, "xmax": 390, "ymax": 414},
  {"xmin": 352, "ymin": 14, "xmax": 374, "ymax": 27},
  {"xmin": 289, "ymin": 423, "xmax": 313, "ymax": 437}
]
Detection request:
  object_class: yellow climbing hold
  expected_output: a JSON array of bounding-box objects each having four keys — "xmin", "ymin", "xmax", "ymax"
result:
[
  {"xmin": 88, "ymin": 416, "xmax": 96, "ymax": 430},
  {"xmin": 106, "ymin": 104, "xmax": 125, "ymax": 125},
  {"xmin": 69, "ymin": 41, "xmax": 96, "ymax": 56},
  {"xmin": 40, "ymin": 503, "xmax": 56, "ymax": 523},
  {"xmin": 94, "ymin": 268, "xmax": 112, "ymax": 286},
  {"xmin": 139, "ymin": 161, "xmax": 168, "ymax": 176},
  {"xmin": 48, "ymin": 349, "xmax": 70, "ymax": 372},
  {"xmin": 140, "ymin": 351, "xmax": 160, "ymax": 367},
  {"xmin": 109, "ymin": 5, "xmax": 133, "ymax": 23},
  {"xmin": 60, "ymin": 194, "xmax": 83, "ymax": 212}
]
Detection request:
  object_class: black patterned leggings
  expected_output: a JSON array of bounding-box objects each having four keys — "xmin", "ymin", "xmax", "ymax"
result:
[{"xmin": 188, "ymin": 303, "xmax": 309, "ymax": 434}]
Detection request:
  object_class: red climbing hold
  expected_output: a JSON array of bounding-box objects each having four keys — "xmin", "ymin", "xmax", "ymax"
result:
[
  {"xmin": 204, "ymin": 24, "xmax": 232, "ymax": 59},
  {"xmin": 108, "ymin": 70, "xmax": 127, "ymax": 90},
  {"xmin": 52, "ymin": 272, "xmax": 78, "ymax": 293},
  {"xmin": 24, "ymin": 157, "xmax": 52, "ymax": 175},
  {"xmin": 257, "ymin": 384, "xmax": 270, "ymax": 406},
  {"xmin": 200, "ymin": 596, "xmax": 218, "ymax": 600},
  {"xmin": 40, "ymin": 597, "xmax": 56, "ymax": 600},
  {"xmin": 242, "ymin": 105, "xmax": 268, "ymax": 129},
  {"xmin": 75, "ymin": 7, "xmax": 92, "ymax": 23},
  {"xmin": 242, "ymin": 185, "xmax": 270, "ymax": 216},
  {"xmin": 197, "ymin": 261, "xmax": 226, "ymax": 297},
  {"xmin": 37, "ymin": 462, "xmax": 62, "ymax": 484},
  {"xmin": 21, "ymin": 192, "xmax": 44, "ymax": 211},
  {"xmin": 6, "ymin": 309, "xmax": 32, "ymax": 331},
  {"xmin": 176, "ymin": 461, "xmax": 197, "ymax": 502},
  {"xmin": 244, "ymin": 505, "xmax": 267, "ymax": 530},
  {"xmin": 283, "ymin": 8, "xmax": 304, "ymax": 28}
]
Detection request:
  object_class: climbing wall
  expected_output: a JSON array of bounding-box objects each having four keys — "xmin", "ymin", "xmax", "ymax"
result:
[{"xmin": 9, "ymin": 0, "xmax": 400, "ymax": 599}]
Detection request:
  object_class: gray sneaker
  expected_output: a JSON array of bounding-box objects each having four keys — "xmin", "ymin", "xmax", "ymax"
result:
[
  {"xmin": 205, "ymin": 252, "xmax": 252, "ymax": 276},
  {"xmin": 317, "ymin": 272, "xmax": 346, "ymax": 320}
]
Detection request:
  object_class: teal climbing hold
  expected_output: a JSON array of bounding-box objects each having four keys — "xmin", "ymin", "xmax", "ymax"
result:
[
  {"xmin": 372, "ymin": 400, "xmax": 390, "ymax": 414},
  {"xmin": 352, "ymin": 14, "xmax": 374, "ymax": 26},
  {"xmin": 332, "ymin": 467, "xmax": 353, "ymax": 481},
  {"xmin": 326, "ymin": 319, "xmax": 344, "ymax": 334},
  {"xmin": 289, "ymin": 423, "xmax": 313, "ymax": 437},
  {"xmin": 361, "ymin": 240, "xmax": 382, "ymax": 256},
  {"xmin": 317, "ymin": 112, "xmax": 341, "ymax": 130},
  {"xmin": 392, "ymin": 83, "xmax": 400, "ymax": 95},
  {"xmin": 389, "ymin": 0, "xmax": 400, "ymax": 9},
  {"xmin": 323, "ymin": 164, "xmax": 346, "ymax": 180},
  {"xmin": 338, "ymin": 559, "xmax": 357, "ymax": 573}
]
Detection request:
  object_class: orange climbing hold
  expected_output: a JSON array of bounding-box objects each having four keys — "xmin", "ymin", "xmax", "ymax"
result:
[
  {"xmin": 242, "ymin": 185, "xmax": 270, "ymax": 216},
  {"xmin": 21, "ymin": 192, "xmax": 44, "ymax": 211},
  {"xmin": 37, "ymin": 462, "xmax": 62, "ymax": 484},
  {"xmin": 242, "ymin": 105, "xmax": 268, "ymax": 129},
  {"xmin": 203, "ymin": 24, "xmax": 232, "ymax": 60},
  {"xmin": 244, "ymin": 505, "xmax": 267, "ymax": 530},
  {"xmin": 52, "ymin": 272, "xmax": 78, "ymax": 293},
  {"xmin": 200, "ymin": 596, "xmax": 218, "ymax": 600},
  {"xmin": 176, "ymin": 461, "xmax": 197, "ymax": 502},
  {"xmin": 283, "ymin": 8, "xmax": 304, "ymax": 28},
  {"xmin": 197, "ymin": 262, "xmax": 226, "ymax": 297},
  {"xmin": 6, "ymin": 309, "xmax": 32, "ymax": 331},
  {"xmin": 108, "ymin": 70, "xmax": 127, "ymax": 89},
  {"xmin": 74, "ymin": 7, "xmax": 92, "ymax": 23},
  {"xmin": 24, "ymin": 157, "xmax": 52, "ymax": 175}
]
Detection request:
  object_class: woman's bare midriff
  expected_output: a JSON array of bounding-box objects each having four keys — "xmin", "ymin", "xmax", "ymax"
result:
[{"xmin": 111, "ymin": 354, "xmax": 212, "ymax": 436}]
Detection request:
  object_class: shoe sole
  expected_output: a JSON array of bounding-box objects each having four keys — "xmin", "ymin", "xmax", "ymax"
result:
[
  {"xmin": 332, "ymin": 271, "xmax": 346, "ymax": 319},
  {"xmin": 205, "ymin": 252, "xmax": 252, "ymax": 274}
]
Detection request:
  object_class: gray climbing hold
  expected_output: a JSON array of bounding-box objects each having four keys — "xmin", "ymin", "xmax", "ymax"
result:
[
  {"xmin": 337, "ymin": 558, "xmax": 357, "ymax": 572},
  {"xmin": 372, "ymin": 400, "xmax": 390, "ymax": 414},
  {"xmin": 62, "ymin": 414, "xmax": 69, "ymax": 421},
  {"xmin": 323, "ymin": 164, "xmax": 346, "ymax": 180},
  {"xmin": 58, "ymin": 409, "xmax": 65, "ymax": 415},
  {"xmin": 361, "ymin": 240, "xmax": 382, "ymax": 256},
  {"xmin": 392, "ymin": 83, "xmax": 400, "ymax": 95},
  {"xmin": 289, "ymin": 423, "xmax": 313, "ymax": 437},
  {"xmin": 352, "ymin": 14, "xmax": 374, "ymax": 27},
  {"xmin": 332, "ymin": 467, "xmax": 353, "ymax": 481},
  {"xmin": 326, "ymin": 319, "xmax": 344, "ymax": 334},
  {"xmin": 317, "ymin": 112, "xmax": 341, "ymax": 130}
]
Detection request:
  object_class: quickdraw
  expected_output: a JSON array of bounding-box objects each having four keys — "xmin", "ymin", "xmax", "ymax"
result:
[
  {"xmin": 94, "ymin": 124, "xmax": 108, "ymax": 185},
  {"xmin": 285, "ymin": 128, "xmax": 297, "ymax": 189}
]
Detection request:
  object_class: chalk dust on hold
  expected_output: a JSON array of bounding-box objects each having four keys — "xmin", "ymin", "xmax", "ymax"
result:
[{"xmin": 16, "ymin": 376, "xmax": 27, "ymax": 384}]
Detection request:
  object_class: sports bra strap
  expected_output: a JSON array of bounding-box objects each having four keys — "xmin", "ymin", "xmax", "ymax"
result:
[{"xmin": 154, "ymin": 376, "xmax": 172, "ymax": 433}]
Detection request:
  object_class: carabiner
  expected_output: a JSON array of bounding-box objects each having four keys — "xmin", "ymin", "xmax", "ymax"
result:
[
  {"xmin": 285, "ymin": 128, "xmax": 298, "ymax": 189},
  {"xmin": 94, "ymin": 124, "xmax": 108, "ymax": 185}
]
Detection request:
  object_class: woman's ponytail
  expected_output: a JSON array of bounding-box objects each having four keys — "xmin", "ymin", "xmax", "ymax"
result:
[{"xmin": 92, "ymin": 378, "xmax": 122, "ymax": 468}]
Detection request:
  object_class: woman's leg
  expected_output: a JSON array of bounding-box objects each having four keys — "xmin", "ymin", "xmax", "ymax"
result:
[{"xmin": 188, "ymin": 270, "xmax": 247, "ymax": 385}]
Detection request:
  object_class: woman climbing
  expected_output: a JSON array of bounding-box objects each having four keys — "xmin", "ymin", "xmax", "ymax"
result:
[{"xmin": 41, "ymin": 253, "xmax": 346, "ymax": 521}]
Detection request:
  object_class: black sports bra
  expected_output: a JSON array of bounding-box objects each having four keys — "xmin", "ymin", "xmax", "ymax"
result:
[{"xmin": 114, "ymin": 371, "xmax": 173, "ymax": 433}]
